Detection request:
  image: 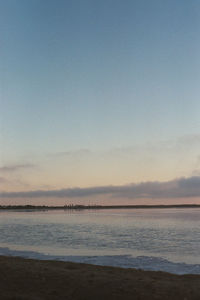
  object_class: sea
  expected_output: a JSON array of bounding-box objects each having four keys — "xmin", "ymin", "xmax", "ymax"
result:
[{"xmin": 0, "ymin": 208, "xmax": 199, "ymax": 274}]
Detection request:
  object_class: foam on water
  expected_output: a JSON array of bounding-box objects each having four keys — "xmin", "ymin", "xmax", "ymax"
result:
[{"xmin": 0, "ymin": 246, "xmax": 200, "ymax": 275}]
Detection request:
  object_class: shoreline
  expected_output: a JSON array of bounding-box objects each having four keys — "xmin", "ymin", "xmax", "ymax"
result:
[
  {"xmin": 0, "ymin": 247, "xmax": 200, "ymax": 275},
  {"xmin": 0, "ymin": 255, "xmax": 200, "ymax": 300}
]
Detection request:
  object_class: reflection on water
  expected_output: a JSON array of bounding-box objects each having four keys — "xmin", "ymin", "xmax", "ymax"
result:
[{"xmin": 0, "ymin": 208, "xmax": 199, "ymax": 264}]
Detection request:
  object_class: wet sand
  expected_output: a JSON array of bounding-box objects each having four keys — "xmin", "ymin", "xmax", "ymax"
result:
[{"xmin": 0, "ymin": 255, "xmax": 200, "ymax": 300}]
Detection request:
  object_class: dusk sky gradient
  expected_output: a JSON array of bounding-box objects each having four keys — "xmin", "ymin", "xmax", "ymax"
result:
[{"xmin": 1, "ymin": 0, "xmax": 200, "ymax": 205}]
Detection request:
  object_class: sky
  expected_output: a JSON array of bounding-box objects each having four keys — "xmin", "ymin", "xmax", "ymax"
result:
[{"xmin": 1, "ymin": 0, "xmax": 200, "ymax": 205}]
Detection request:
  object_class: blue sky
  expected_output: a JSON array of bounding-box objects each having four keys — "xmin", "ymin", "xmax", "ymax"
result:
[{"xmin": 1, "ymin": 0, "xmax": 200, "ymax": 204}]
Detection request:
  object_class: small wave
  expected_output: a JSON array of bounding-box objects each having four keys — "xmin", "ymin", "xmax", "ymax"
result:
[{"xmin": 0, "ymin": 247, "xmax": 199, "ymax": 275}]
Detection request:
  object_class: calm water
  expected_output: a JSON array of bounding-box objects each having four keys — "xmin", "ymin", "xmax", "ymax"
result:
[{"xmin": 0, "ymin": 208, "xmax": 200, "ymax": 274}]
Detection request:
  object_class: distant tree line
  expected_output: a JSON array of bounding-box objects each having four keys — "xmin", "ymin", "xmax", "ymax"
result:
[{"xmin": 0, "ymin": 204, "xmax": 199, "ymax": 210}]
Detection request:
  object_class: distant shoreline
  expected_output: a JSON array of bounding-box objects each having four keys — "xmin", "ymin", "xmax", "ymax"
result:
[{"xmin": 0, "ymin": 204, "xmax": 200, "ymax": 210}]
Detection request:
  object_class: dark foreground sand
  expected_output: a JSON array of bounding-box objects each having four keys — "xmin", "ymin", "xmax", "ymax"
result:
[{"xmin": 0, "ymin": 256, "xmax": 200, "ymax": 300}]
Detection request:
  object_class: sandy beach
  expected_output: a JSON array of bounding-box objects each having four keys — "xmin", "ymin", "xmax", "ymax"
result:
[{"xmin": 0, "ymin": 256, "xmax": 199, "ymax": 300}]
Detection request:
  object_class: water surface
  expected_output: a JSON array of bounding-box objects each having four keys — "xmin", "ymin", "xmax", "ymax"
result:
[{"xmin": 0, "ymin": 208, "xmax": 199, "ymax": 274}]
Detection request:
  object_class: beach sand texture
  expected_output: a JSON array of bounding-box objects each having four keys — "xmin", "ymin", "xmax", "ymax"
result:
[{"xmin": 0, "ymin": 256, "xmax": 200, "ymax": 300}]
